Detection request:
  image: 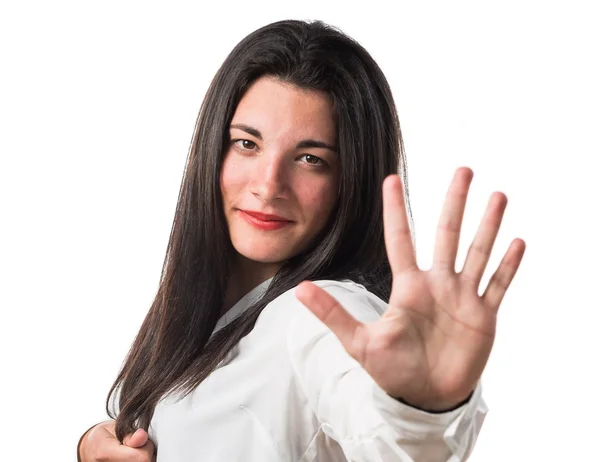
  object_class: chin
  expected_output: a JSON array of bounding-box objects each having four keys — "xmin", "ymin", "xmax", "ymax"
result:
[
  {"xmin": 232, "ymin": 242, "xmax": 297, "ymax": 265},
  {"xmin": 238, "ymin": 251, "xmax": 290, "ymax": 264}
]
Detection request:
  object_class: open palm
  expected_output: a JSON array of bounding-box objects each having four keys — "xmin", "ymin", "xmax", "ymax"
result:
[{"xmin": 296, "ymin": 167, "xmax": 526, "ymax": 411}]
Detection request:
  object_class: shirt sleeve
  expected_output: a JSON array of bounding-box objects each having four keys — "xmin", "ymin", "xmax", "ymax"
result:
[{"xmin": 286, "ymin": 281, "xmax": 488, "ymax": 462}]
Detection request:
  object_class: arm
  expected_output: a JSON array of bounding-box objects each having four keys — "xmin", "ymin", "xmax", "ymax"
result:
[
  {"xmin": 291, "ymin": 171, "xmax": 524, "ymax": 460},
  {"xmin": 287, "ymin": 283, "xmax": 487, "ymax": 461}
]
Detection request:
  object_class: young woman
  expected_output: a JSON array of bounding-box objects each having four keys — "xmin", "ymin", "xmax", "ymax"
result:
[{"xmin": 78, "ymin": 19, "xmax": 525, "ymax": 462}]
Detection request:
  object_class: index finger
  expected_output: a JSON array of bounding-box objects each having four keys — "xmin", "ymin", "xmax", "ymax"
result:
[
  {"xmin": 99, "ymin": 443, "xmax": 156, "ymax": 462},
  {"xmin": 383, "ymin": 174, "xmax": 418, "ymax": 274}
]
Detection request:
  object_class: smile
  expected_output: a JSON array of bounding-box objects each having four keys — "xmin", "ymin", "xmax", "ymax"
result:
[{"xmin": 238, "ymin": 210, "xmax": 293, "ymax": 231}]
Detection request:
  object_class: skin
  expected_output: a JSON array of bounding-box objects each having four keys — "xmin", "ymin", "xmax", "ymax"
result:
[
  {"xmin": 80, "ymin": 77, "xmax": 527, "ymax": 459},
  {"xmin": 79, "ymin": 420, "xmax": 155, "ymax": 462},
  {"xmin": 296, "ymin": 169, "xmax": 526, "ymax": 410},
  {"xmin": 79, "ymin": 77, "xmax": 340, "ymax": 461},
  {"xmin": 220, "ymin": 76, "xmax": 527, "ymax": 411},
  {"xmin": 220, "ymin": 76, "xmax": 340, "ymax": 312}
]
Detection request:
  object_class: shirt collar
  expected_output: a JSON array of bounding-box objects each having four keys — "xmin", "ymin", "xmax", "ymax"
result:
[{"xmin": 212, "ymin": 277, "xmax": 273, "ymax": 335}]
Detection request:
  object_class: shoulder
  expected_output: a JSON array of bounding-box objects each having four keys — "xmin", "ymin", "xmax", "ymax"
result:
[
  {"xmin": 275, "ymin": 280, "xmax": 388, "ymax": 392},
  {"xmin": 271, "ymin": 278, "xmax": 388, "ymax": 326},
  {"xmin": 253, "ymin": 279, "xmax": 388, "ymax": 351}
]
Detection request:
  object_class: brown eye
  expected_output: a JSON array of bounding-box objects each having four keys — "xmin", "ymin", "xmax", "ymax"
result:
[
  {"xmin": 233, "ymin": 139, "xmax": 257, "ymax": 150},
  {"xmin": 301, "ymin": 154, "xmax": 324, "ymax": 165}
]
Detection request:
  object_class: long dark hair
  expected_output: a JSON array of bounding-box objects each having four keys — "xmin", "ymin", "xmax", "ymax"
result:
[{"xmin": 108, "ymin": 19, "xmax": 413, "ymax": 440}]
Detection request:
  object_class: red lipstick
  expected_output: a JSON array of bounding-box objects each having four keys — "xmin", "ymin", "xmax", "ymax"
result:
[{"xmin": 239, "ymin": 210, "xmax": 293, "ymax": 231}]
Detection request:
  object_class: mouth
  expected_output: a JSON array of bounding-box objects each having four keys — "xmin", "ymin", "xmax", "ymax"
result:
[{"xmin": 238, "ymin": 210, "xmax": 294, "ymax": 231}]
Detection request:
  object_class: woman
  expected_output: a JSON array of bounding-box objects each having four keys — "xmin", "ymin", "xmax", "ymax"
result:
[{"xmin": 78, "ymin": 19, "xmax": 525, "ymax": 461}]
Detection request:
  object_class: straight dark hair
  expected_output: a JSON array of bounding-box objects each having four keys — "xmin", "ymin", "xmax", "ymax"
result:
[{"xmin": 108, "ymin": 19, "xmax": 413, "ymax": 441}]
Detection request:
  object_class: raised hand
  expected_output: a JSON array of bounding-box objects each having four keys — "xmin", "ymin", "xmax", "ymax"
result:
[{"xmin": 296, "ymin": 167, "xmax": 526, "ymax": 412}]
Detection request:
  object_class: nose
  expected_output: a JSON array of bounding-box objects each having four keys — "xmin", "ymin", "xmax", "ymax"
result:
[{"xmin": 250, "ymin": 153, "xmax": 288, "ymax": 202}]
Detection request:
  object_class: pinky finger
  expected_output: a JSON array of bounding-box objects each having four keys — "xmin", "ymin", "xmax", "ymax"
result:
[{"xmin": 483, "ymin": 238, "xmax": 527, "ymax": 310}]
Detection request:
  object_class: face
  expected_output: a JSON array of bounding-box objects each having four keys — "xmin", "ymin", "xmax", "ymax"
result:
[{"xmin": 220, "ymin": 76, "xmax": 339, "ymax": 271}]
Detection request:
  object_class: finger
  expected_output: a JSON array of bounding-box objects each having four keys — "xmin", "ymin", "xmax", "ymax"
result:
[
  {"xmin": 295, "ymin": 281, "xmax": 364, "ymax": 358},
  {"xmin": 383, "ymin": 174, "xmax": 418, "ymax": 274},
  {"xmin": 433, "ymin": 167, "xmax": 473, "ymax": 271},
  {"xmin": 483, "ymin": 238, "xmax": 526, "ymax": 309},
  {"xmin": 98, "ymin": 443, "xmax": 155, "ymax": 462},
  {"xmin": 139, "ymin": 441, "xmax": 156, "ymax": 461},
  {"xmin": 94, "ymin": 427, "xmax": 154, "ymax": 462},
  {"xmin": 461, "ymin": 192, "xmax": 508, "ymax": 287},
  {"xmin": 123, "ymin": 428, "xmax": 149, "ymax": 448}
]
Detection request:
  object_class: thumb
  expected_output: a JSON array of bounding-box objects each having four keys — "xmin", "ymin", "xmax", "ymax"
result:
[
  {"xmin": 295, "ymin": 281, "xmax": 362, "ymax": 353},
  {"xmin": 123, "ymin": 428, "xmax": 149, "ymax": 448}
]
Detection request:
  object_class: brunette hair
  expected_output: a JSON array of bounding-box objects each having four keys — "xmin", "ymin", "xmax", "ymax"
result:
[{"xmin": 108, "ymin": 18, "xmax": 413, "ymax": 440}]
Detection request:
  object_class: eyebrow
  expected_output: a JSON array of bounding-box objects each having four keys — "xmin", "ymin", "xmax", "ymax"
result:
[{"xmin": 230, "ymin": 123, "xmax": 337, "ymax": 152}]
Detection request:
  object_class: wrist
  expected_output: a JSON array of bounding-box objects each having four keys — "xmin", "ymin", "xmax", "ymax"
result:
[{"xmin": 391, "ymin": 390, "xmax": 474, "ymax": 414}]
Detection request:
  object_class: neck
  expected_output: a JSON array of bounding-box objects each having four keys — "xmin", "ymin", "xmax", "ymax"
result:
[{"xmin": 222, "ymin": 255, "xmax": 280, "ymax": 315}]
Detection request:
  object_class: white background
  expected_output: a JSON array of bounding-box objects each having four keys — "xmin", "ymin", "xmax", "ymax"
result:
[{"xmin": 1, "ymin": 1, "xmax": 598, "ymax": 460}]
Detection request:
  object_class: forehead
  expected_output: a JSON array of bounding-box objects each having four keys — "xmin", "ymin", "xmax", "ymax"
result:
[{"xmin": 231, "ymin": 77, "xmax": 336, "ymax": 142}]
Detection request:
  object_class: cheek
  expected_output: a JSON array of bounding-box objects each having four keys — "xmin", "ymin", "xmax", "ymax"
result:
[
  {"xmin": 220, "ymin": 153, "xmax": 246, "ymax": 202},
  {"xmin": 295, "ymin": 176, "xmax": 338, "ymax": 221}
]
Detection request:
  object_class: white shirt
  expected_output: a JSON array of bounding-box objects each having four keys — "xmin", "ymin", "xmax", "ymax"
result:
[{"xmin": 118, "ymin": 279, "xmax": 488, "ymax": 461}]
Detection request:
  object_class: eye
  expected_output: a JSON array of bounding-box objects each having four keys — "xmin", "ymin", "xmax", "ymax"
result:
[
  {"xmin": 300, "ymin": 154, "xmax": 325, "ymax": 166},
  {"xmin": 232, "ymin": 139, "xmax": 257, "ymax": 151}
]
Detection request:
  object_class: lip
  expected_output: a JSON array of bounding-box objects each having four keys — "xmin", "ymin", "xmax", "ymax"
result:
[
  {"xmin": 240, "ymin": 210, "xmax": 292, "ymax": 221},
  {"xmin": 238, "ymin": 210, "xmax": 293, "ymax": 231}
]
